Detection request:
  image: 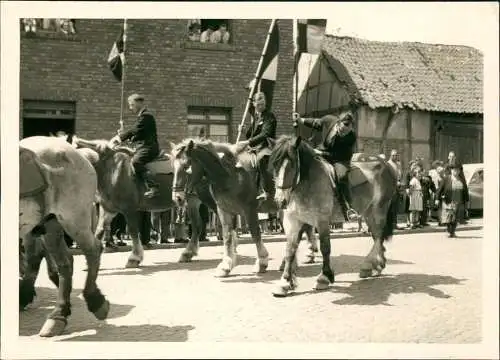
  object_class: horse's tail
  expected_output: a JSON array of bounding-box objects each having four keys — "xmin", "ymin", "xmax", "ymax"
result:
[{"xmin": 382, "ymin": 189, "xmax": 398, "ymax": 242}]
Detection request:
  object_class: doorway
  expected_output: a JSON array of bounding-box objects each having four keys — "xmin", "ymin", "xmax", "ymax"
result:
[{"xmin": 22, "ymin": 100, "xmax": 76, "ymax": 139}]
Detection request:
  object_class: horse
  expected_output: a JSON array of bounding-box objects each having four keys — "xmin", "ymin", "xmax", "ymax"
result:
[
  {"xmin": 170, "ymin": 138, "xmax": 318, "ymax": 278},
  {"xmin": 269, "ymin": 135, "xmax": 397, "ymax": 297},
  {"xmin": 69, "ymin": 136, "xmax": 218, "ymax": 267},
  {"xmin": 19, "ymin": 136, "xmax": 109, "ymax": 336}
]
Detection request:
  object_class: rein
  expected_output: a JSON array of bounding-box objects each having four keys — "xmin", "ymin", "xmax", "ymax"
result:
[{"xmin": 276, "ymin": 148, "xmax": 301, "ymax": 191}]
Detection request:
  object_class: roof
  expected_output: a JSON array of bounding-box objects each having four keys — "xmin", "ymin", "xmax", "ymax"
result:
[{"xmin": 321, "ymin": 35, "xmax": 483, "ymax": 114}]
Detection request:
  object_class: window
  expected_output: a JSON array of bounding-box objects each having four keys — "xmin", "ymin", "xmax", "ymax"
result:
[
  {"xmin": 21, "ymin": 19, "xmax": 76, "ymax": 35},
  {"xmin": 187, "ymin": 107, "xmax": 231, "ymax": 142},
  {"xmin": 187, "ymin": 19, "xmax": 231, "ymax": 44},
  {"xmin": 469, "ymin": 169, "xmax": 483, "ymax": 185},
  {"xmin": 22, "ymin": 100, "xmax": 76, "ymax": 138}
]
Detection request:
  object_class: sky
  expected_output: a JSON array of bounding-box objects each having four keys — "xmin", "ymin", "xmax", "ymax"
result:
[{"xmin": 322, "ymin": 2, "xmax": 497, "ymax": 53}]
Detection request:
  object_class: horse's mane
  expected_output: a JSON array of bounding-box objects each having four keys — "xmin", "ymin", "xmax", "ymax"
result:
[
  {"xmin": 172, "ymin": 138, "xmax": 238, "ymax": 180},
  {"xmin": 269, "ymin": 135, "xmax": 318, "ymax": 180},
  {"xmin": 74, "ymin": 137, "xmax": 135, "ymax": 157}
]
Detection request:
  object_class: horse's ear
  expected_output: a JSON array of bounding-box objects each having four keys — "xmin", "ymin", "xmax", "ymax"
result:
[
  {"xmin": 186, "ymin": 140, "xmax": 195, "ymax": 154},
  {"xmin": 267, "ymin": 138, "xmax": 276, "ymax": 147},
  {"xmin": 294, "ymin": 136, "xmax": 302, "ymax": 148},
  {"xmin": 164, "ymin": 141, "xmax": 176, "ymax": 154}
]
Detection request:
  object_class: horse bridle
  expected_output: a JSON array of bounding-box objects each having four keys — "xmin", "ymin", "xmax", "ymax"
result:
[{"xmin": 275, "ymin": 148, "xmax": 301, "ymax": 191}]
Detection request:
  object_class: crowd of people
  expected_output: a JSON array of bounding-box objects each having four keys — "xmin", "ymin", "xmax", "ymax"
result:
[
  {"xmin": 387, "ymin": 149, "xmax": 470, "ymax": 238},
  {"xmin": 187, "ymin": 20, "xmax": 231, "ymax": 44}
]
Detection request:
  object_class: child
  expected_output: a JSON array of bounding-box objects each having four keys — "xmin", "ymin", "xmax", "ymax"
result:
[{"xmin": 407, "ymin": 165, "xmax": 424, "ymax": 229}]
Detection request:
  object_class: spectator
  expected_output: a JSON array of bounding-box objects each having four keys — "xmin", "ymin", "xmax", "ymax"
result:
[
  {"xmin": 407, "ymin": 164, "xmax": 424, "ymax": 229},
  {"xmin": 419, "ymin": 167, "xmax": 436, "ymax": 226},
  {"xmin": 429, "ymin": 160, "xmax": 446, "ymax": 224},
  {"xmin": 188, "ymin": 21, "xmax": 201, "ymax": 42},
  {"xmin": 436, "ymin": 164, "xmax": 470, "ymax": 237},
  {"xmin": 387, "ymin": 149, "xmax": 404, "ymax": 229},
  {"xmin": 211, "ymin": 23, "xmax": 230, "ymax": 44},
  {"xmin": 200, "ymin": 25, "xmax": 215, "ymax": 43}
]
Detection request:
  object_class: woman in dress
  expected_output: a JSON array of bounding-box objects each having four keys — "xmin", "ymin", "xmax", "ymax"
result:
[
  {"xmin": 407, "ymin": 165, "xmax": 424, "ymax": 229},
  {"xmin": 435, "ymin": 165, "xmax": 470, "ymax": 237}
]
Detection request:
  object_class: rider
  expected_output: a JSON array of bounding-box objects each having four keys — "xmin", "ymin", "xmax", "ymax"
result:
[
  {"xmin": 293, "ymin": 110, "xmax": 360, "ymax": 221},
  {"xmin": 236, "ymin": 91, "xmax": 277, "ymax": 201},
  {"xmin": 109, "ymin": 93, "xmax": 161, "ymax": 198}
]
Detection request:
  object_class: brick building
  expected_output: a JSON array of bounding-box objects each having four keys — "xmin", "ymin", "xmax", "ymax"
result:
[{"xmin": 20, "ymin": 19, "xmax": 294, "ymax": 148}]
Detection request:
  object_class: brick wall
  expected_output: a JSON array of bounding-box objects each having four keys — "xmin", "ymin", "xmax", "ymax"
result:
[{"xmin": 20, "ymin": 19, "xmax": 294, "ymax": 148}]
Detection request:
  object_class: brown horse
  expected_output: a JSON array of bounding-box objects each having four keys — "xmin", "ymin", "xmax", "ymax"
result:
[
  {"xmin": 19, "ymin": 136, "xmax": 109, "ymax": 336},
  {"xmin": 269, "ymin": 136, "xmax": 397, "ymax": 296},
  {"xmin": 170, "ymin": 138, "xmax": 317, "ymax": 278},
  {"xmin": 70, "ymin": 136, "xmax": 216, "ymax": 267}
]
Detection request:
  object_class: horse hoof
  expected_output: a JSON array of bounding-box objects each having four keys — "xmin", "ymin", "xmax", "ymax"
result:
[
  {"xmin": 303, "ymin": 257, "xmax": 315, "ymax": 264},
  {"xmin": 178, "ymin": 253, "xmax": 193, "ymax": 263},
  {"xmin": 373, "ymin": 268, "xmax": 383, "ymax": 277},
  {"xmin": 314, "ymin": 282, "xmax": 330, "ymax": 291},
  {"xmin": 254, "ymin": 263, "xmax": 268, "ymax": 274},
  {"xmin": 272, "ymin": 286, "xmax": 289, "ymax": 297},
  {"xmin": 39, "ymin": 317, "xmax": 67, "ymax": 337},
  {"xmin": 359, "ymin": 268, "xmax": 372, "ymax": 278},
  {"xmin": 125, "ymin": 259, "xmax": 141, "ymax": 268},
  {"xmin": 93, "ymin": 300, "xmax": 110, "ymax": 320},
  {"xmin": 214, "ymin": 268, "xmax": 230, "ymax": 278}
]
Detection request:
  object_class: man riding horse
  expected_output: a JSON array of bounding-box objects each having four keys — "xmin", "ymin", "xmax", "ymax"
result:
[
  {"xmin": 293, "ymin": 110, "xmax": 360, "ymax": 222},
  {"xmin": 236, "ymin": 91, "xmax": 277, "ymax": 201},
  {"xmin": 109, "ymin": 93, "xmax": 160, "ymax": 198}
]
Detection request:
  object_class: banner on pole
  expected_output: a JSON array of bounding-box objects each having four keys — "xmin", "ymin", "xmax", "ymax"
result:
[
  {"xmin": 108, "ymin": 28, "xmax": 125, "ymax": 82},
  {"xmin": 297, "ymin": 19, "xmax": 327, "ymax": 55},
  {"xmin": 249, "ymin": 20, "xmax": 280, "ymax": 113}
]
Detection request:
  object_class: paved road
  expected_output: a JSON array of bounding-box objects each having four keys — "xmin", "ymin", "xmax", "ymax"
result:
[{"xmin": 19, "ymin": 229, "xmax": 482, "ymax": 343}]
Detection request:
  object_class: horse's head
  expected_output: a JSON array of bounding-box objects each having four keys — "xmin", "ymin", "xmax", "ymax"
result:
[
  {"xmin": 269, "ymin": 135, "xmax": 316, "ymax": 208},
  {"xmin": 170, "ymin": 139, "xmax": 205, "ymax": 207}
]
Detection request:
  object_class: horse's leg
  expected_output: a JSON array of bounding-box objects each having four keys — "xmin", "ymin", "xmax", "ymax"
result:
[
  {"xmin": 303, "ymin": 224, "xmax": 318, "ymax": 264},
  {"xmin": 95, "ymin": 208, "xmax": 117, "ymax": 251},
  {"xmin": 159, "ymin": 210, "xmax": 170, "ymax": 243},
  {"xmin": 359, "ymin": 203, "xmax": 389, "ymax": 278},
  {"xmin": 245, "ymin": 209, "xmax": 269, "ymax": 274},
  {"xmin": 19, "ymin": 233, "xmax": 43, "ymax": 309},
  {"xmin": 273, "ymin": 214, "xmax": 303, "ymax": 297},
  {"xmin": 314, "ymin": 222, "xmax": 335, "ymax": 290},
  {"xmin": 214, "ymin": 209, "xmax": 237, "ymax": 278},
  {"xmin": 124, "ymin": 212, "xmax": 144, "ymax": 268},
  {"xmin": 179, "ymin": 199, "xmax": 201, "ymax": 263},
  {"xmin": 37, "ymin": 218, "xmax": 74, "ymax": 337}
]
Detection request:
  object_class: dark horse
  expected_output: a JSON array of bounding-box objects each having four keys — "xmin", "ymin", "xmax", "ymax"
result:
[
  {"xmin": 19, "ymin": 136, "xmax": 109, "ymax": 336},
  {"xmin": 269, "ymin": 136, "xmax": 397, "ymax": 296},
  {"xmin": 70, "ymin": 136, "xmax": 217, "ymax": 267},
  {"xmin": 171, "ymin": 138, "xmax": 317, "ymax": 278}
]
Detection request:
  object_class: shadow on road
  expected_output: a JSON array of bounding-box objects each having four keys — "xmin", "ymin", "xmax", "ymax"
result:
[
  {"xmin": 329, "ymin": 273, "xmax": 466, "ymax": 306},
  {"xmin": 98, "ymin": 255, "xmax": 257, "ymax": 277},
  {"xmin": 59, "ymin": 324, "xmax": 195, "ymax": 342},
  {"xmin": 19, "ymin": 287, "xmax": 134, "ymax": 337},
  {"xmin": 220, "ymin": 254, "xmax": 414, "ymax": 284}
]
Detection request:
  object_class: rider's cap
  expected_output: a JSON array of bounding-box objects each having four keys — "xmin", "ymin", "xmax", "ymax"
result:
[{"xmin": 128, "ymin": 93, "xmax": 145, "ymax": 102}]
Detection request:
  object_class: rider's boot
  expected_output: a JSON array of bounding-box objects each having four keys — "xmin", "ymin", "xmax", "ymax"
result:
[
  {"xmin": 256, "ymin": 157, "xmax": 271, "ymax": 201},
  {"xmin": 337, "ymin": 181, "xmax": 359, "ymax": 222}
]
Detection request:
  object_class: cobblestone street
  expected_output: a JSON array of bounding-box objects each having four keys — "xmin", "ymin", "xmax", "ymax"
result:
[{"xmin": 19, "ymin": 229, "xmax": 483, "ymax": 343}]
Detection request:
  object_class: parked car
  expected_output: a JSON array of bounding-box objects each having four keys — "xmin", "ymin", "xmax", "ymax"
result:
[{"xmin": 462, "ymin": 163, "xmax": 483, "ymax": 214}]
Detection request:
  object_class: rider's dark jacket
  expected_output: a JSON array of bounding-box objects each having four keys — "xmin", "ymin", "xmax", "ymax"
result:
[
  {"xmin": 246, "ymin": 107, "xmax": 277, "ymax": 151},
  {"xmin": 119, "ymin": 107, "xmax": 160, "ymax": 154},
  {"xmin": 302, "ymin": 114, "xmax": 356, "ymax": 164}
]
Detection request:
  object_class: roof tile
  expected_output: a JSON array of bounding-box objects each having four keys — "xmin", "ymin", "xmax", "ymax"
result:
[{"xmin": 321, "ymin": 35, "xmax": 483, "ymax": 113}]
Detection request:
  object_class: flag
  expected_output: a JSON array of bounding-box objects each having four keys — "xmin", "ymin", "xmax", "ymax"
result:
[
  {"xmin": 297, "ymin": 19, "xmax": 327, "ymax": 55},
  {"xmin": 250, "ymin": 20, "xmax": 279, "ymax": 112},
  {"xmin": 108, "ymin": 29, "xmax": 125, "ymax": 82}
]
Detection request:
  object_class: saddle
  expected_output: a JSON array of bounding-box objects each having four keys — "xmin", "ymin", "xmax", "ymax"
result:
[
  {"xmin": 19, "ymin": 147, "xmax": 48, "ymax": 198},
  {"xmin": 144, "ymin": 150, "xmax": 173, "ymax": 175}
]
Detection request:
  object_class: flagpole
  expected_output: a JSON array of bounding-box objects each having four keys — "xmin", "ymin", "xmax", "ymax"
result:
[
  {"xmin": 119, "ymin": 19, "xmax": 128, "ymax": 133},
  {"xmin": 236, "ymin": 19, "xmax": 277, "ymax": 143},
  {"xmin": 293, "ymin": 19, "xmax": 300, "ymax": 136}
]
